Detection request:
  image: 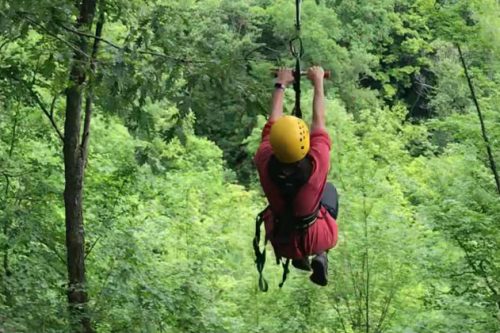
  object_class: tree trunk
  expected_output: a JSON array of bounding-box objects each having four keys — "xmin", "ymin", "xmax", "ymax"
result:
[{"xmin": 64, "ymin": 0, "xmax": 97, "ymax": 332}]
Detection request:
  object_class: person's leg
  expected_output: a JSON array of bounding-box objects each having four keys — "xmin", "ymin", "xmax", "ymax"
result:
[
  {"xmin": 292, "ymin": 257, "xmax": 311, "ymax": 271},
  {"xmin": 320, "ymin": 182, "xmax": 339, "ymax": 219},
  {"xmin": 310, "ymin": 252, "xmax": 328, "ymax": 286}
]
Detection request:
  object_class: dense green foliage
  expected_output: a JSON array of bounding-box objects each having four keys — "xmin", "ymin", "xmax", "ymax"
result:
[{"xmin": 1, "ymin": 0, "xmax": 499, "ymax": 332}]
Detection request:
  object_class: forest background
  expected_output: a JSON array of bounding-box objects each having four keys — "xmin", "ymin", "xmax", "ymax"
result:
[{"xmin": 0, "ymin": 0, "xmax": 499, "ymax": 332}]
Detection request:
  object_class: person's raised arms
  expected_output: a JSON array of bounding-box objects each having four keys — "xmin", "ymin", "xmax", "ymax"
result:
[
  {"xmin": 307, "ymin": 66, "xmax": 326, "ymax": 132},
  {"xmin": 270, "ymin": 68, "xmax": 294, "ymax": 121}
]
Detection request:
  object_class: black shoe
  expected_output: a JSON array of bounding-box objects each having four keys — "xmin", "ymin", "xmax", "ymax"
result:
[
  {"xmin": 310, "ymin": 252, "xmax": 328, "ymax": 286},
  {"xmin": 292, "ymin": 258, "xmax": 311, "ymax": 271}
]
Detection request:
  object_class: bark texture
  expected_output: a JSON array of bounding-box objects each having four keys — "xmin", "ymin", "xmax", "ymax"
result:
[{"xmin": 63, "ymin": 1, "xmax": 98, "ymax": 332}]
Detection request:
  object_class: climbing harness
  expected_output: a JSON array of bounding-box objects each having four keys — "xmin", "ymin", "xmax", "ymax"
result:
[{"xmin": 253, "ymin": 205, "xmax": 320, "ymax": 292}]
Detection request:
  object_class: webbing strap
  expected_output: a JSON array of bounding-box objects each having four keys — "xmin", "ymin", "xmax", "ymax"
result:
[
  {"xmin": 290, "ymin": 0, "xmax": 303, "ymax": 119},
  {"xmin": 278, "ymin": 258, "xmax": 291, "ymax": 289},
  {"xmin": 295, "ymin": 0, "xmax": 301, "ymax": 31},
  {"xmin": 293, "ymin": 58, "xmax": 302, "ymax": 118},
  {"xmin": 253, "ymin": 207, "xmax": 269, "ymax": 292}
]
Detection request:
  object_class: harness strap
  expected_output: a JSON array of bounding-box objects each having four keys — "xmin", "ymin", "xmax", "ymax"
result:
[
  {"xmin": 294, "ymin": 205, "xmax": 320, "ymax": 229},
  {"xmin": 253, "ymin": 206, "xmax": 269, "ymax": 292},
  {"xmin": 278, "ymin": 258, "xmax": 291, "ymax": 289}
]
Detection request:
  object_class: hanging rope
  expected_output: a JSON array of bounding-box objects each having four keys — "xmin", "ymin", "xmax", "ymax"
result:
[{"xmin": 290, "ymin": 0, "xmax": 304, "ymax": 119}]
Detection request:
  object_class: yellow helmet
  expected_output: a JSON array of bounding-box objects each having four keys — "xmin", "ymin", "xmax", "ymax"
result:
[{"xmin": 270, "ymin": 115, "xmax": 310, "ymax": 163}]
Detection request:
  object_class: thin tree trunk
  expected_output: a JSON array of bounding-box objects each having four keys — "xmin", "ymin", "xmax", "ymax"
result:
[
  {"xmin": 64, "ymin": 0, "xmax": 98, "ymax": 332},
  {"xmin": 2, "ymin": 171, "xmax": 11, "ymax": 304},
  {"xmin": 362, "ymin": 190, "xmax": 370, "ymax": 333},
  {"xmin": 2, "ymin": 108, "xmax": 19, "ymax": 307},
  {"xmin": 457, "ymin": 44, "xmax": 500, "ymax": 195},
  {"xmin": 331, "ymin": 298, "xmax": 349, "ymax": 333},
  {"xmin": 374, "ymin": 286, "xmax": 397, "ymax": 333},
  {"xmin": 344, "ymin": 252, "xmax": 361, "ymax": 329}
]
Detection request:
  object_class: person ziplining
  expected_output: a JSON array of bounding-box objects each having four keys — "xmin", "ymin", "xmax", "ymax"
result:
[
  {"xmin": 252, "ymin": 0, "xmax": 340, "ymax": 290},
  {"xmin": 253, "ymin": 67, "xmax": 339, "ymax": 288}
]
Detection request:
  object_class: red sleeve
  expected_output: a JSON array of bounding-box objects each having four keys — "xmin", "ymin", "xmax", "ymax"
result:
[
  {"xmin": 308, "ymin": 128, "xmax": 331, "ymax": 181},
  {"xmin": 260, "ymin": 120, "xmax": 274, "ymax": 143},
  {"xmin": 253, "ymin": 120, "xmax": 274, "ymax": 168}
]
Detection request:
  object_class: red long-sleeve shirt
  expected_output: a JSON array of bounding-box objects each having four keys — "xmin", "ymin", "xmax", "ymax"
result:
[{"xmin": 254, "ymin": 120, "xmax": 338, "ymax": 259}]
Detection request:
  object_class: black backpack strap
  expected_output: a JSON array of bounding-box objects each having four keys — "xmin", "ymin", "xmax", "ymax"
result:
[
  {"xmin": 278, "ymin": 258, "xmax": 291, "ymax": 289},
  {"xmin": 253, "ymin": 206, "xmax": 269, "ymax": 292},
  {"xmin": 294, "ymin": 205, "xmax": 320, "ymax": 229}
]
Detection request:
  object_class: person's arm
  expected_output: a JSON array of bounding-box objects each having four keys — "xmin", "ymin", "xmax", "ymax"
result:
[
  {"xmin": 270, "ymin": 68, "xmax": 294, "ymax": 121},
  {"xmin": 308, "ymin": 66, "xmax": 326, "ymax": 132}
]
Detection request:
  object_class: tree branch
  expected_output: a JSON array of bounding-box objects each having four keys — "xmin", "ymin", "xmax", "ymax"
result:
[
  {"xmin": 57, "ymin": 21, "xmax": 207, "ymax": 64},
  {"xmin": 457, "ymin": 44, "xmax": 500, "ymax": 195},
  {"xmin": 374, "ymin": 285, "xmax": 397, "ymax": 333},
  {"xmin": 49, "ymin": 93, "xmax": 59, "ymax": 118},
  {"xmin": 478, "ymin": 261, "xmax": 500, "ymax": 310},
  {"xmin": 346, "ymin": 252, "xmax": 363, "ymax": 328},
  {"xmin": 80, "ymin": 11, "xmax": 104, "ymax": 157},
  {"xmin": 15, "ymin": 10, "xmax": 204, "ymax": 66},
  {"xmin": 341, "ymin": 251, "xmax": 357, "ymax": 327},
  {"xmin": 17, "ymin": 13, "xmax": 91, "ymax": 60},
  {"xmin": 27, "ymin": 86, "xmax": 65, "ymax": 142},
  {"xmin": 84, "ymin": 235, "xmax": 102, "ymax": 260},
  {"xmin": 330, "ymin": 298, "xmax": 349, "ymax": 333},
  {"xmin": 0, "ymin": 34, "xmax": 21, "ymax": 52},
  {"xmin": 59, "ymin": 21, "xmax": 121, "ymax": 51},
  {"xmin": 454, "ymin": 236, "xmax": 500, "ymax": 311},
  {"xmin": 85, "ymin": 179, "xmax": 128, "ymax": 260},
  {"xmin": 8, "ymin": 107, "xmax": 19, "ymax": 157},
  {"xmin": 35, "ymin": 236, "xmax": 66, "ymax": 265},
  {"xmin": 0, "ymin": 38, "xmax": 11, "ymax": 52},
  {"xmin": 446, "ymin": 270, "xmax": 475, "ymax": 278}
]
